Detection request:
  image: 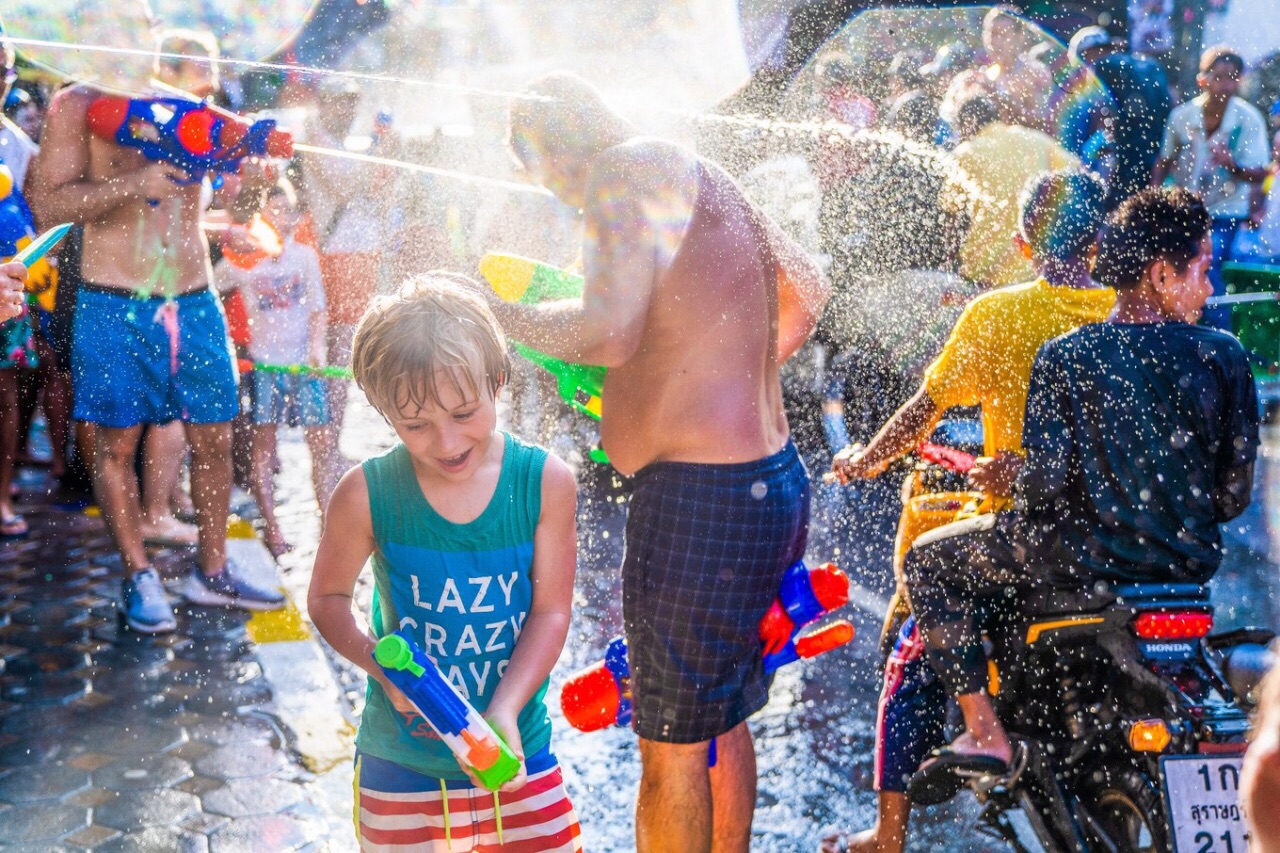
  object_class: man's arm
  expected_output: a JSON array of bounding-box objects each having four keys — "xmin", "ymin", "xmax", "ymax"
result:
[
  {"xmin": 27, "ymin": 87, "xmax": 183, "ymax": 229},
  {"xmin": 487, "ymin": 144, "xmax": 682, "ymax": 367},
  {"xmin": 756, "ymin": 210, "xmax": 830, "ymax": 363}
]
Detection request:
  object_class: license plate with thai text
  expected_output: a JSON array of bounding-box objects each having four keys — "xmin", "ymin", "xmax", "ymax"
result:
[{"xmin": 1161, "ymin": 754, "xmax": 1248, "ymax": 853}]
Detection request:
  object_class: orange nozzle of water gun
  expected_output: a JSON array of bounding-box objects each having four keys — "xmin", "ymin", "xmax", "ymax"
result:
[
  {"xmin": 206, "ymin": 101, "xmax": 293, "ymax": 158},
  {"xmin": 794, "ymin": 620, "xmax": 855, "ymax": 659},
  {"xmin": 461, "ymin": 729, "xmax": 500, "ymax": 771}
]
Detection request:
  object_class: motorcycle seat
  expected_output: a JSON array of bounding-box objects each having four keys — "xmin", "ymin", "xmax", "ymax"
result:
[
  {"xmin": 1028, "ymin": 581, "xmax": 1208, "ymax": 615},
  {"xmin": 1111, "ymin": 582, "xmax": 1208, "ymax": 604}
]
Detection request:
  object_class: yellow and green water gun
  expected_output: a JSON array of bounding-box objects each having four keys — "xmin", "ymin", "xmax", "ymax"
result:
[{"xmin": 479, "ymin": 253, "xmax": 607, "ymax": 423}]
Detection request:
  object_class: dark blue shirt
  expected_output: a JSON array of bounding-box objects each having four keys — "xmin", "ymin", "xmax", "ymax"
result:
[{"xmin": 1018, "ymin": 322, "xmax": 1258, "ymax": 585}]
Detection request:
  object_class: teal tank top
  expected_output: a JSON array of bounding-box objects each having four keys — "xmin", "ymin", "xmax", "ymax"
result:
[{"xmin": 356, "ymin": 432, "xmax": 552, "ymax": 780}]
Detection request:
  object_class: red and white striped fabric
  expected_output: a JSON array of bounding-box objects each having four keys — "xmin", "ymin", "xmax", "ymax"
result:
[{"xmin": 356, "ymin": 762, "xmax": 583, "ymax": 852}]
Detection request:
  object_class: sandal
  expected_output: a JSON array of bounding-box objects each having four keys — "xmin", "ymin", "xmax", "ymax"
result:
[
  {"xmin": 907, "ymin": 748, "xmax": 1010, "ymax": 805},
  {"xmin": 1, "ymin": 514, "xmax": 28, "ymax": 537},
  {"xmin": 264, "ymin": 534, "xmax": 294, "ymax": 560}
]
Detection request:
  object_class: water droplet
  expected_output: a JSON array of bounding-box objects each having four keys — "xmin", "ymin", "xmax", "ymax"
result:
[{"xmin": 750, "ymin": 481, "xmax": 768, "ymax": 500}]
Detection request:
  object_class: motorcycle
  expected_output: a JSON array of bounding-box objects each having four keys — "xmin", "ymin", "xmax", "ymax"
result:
[{"xmin": 896, "ymin": 447, "xmax": 1275, "ymax": 853}]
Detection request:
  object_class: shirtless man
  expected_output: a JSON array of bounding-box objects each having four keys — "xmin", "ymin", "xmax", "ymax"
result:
[
  {"xmin": 28, "ymin": 29, "xmax": 283, "ymax": 633},
  {"xmin": 488, "ymin": 72, "xmax": 829, "ymax": 852},
  {"xmin": 941, "ymin": 6, "xmax": 1053, "ymax": 134}
]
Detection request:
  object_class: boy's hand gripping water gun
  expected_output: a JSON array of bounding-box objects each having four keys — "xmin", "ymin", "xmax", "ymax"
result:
[
  {"xmin": 478, "ymin": 253, "xmax": 606, "ymax": 421},
  {"xmin": 560, "ymin": 561, "xmax": 855, "ymax": 732},
  {"xmin": 373, "ymin": 631, "xmax": 521, "ymax": 791},
  {"xmin": 86, "ymin": 96, "xmax": 293, "ymax": 194}
]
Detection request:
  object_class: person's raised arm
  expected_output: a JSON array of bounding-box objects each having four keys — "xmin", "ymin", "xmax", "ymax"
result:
[
  {"xmin": 830, "ymin": 385, "xmax": 941, "ymax": 482},
  {"xmin": 485, "ymin": 144, "xmax": 679, "ymax": 367},
  {"xmin": 756, "ymin": 209, "xmax": 831, "ymax": 364},
  {"xmin": 27, "ymin": 87, "xmax": 185, "ymax": 230},
  {"xmin": 483, "ymin": 454, "xmax": 577, "ymax": 790}
]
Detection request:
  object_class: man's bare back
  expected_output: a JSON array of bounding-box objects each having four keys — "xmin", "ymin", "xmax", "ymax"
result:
[
  {"xmin": 29, "ymin": 85, "xmax": 211, "ymax": 294},
  {"xmin": 593, "ymin": 141, "xmax": 789, "ymax": 475}
]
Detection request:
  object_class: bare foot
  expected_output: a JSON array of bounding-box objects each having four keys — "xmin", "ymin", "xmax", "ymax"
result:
[
  {"xmin": 939, "ymin": 730, "xmax": 1013, "ymax": 766},
  {"xmin": 140, "ymin": 515, "xmax": 199, "ymax": 547},
  {"xmin": 820, "ymin": 828, "xmax": 881, "ymax": 853}
]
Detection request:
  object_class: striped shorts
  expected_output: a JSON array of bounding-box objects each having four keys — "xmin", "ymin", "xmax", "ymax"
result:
[{"xmin": 354, "ymin": 747, "xmax": 583, "ymax": 852}]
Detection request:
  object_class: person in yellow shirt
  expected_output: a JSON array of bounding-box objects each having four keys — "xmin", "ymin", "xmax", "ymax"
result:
[
  {"xmin": 822, "ymin": 169, "xmax": 1113, "ymax": 853},
  {"xmin": 950, "ymin": 96, "xmax": 1081, "ymax": 290}
]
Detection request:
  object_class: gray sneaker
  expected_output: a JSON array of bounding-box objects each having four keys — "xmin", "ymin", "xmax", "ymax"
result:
[
  {"xmin": 121, "ymin": 568, "xmax": 177, "ymax": 634},
  {"xmin": 182, "ymin": 563, "xmax": 286, "ymax": 612}
]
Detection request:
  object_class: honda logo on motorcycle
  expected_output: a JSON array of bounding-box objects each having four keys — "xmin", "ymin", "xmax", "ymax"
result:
[{"xmin": 1139, "ymin": 640, "xmax": 1197, "ymax": 659}]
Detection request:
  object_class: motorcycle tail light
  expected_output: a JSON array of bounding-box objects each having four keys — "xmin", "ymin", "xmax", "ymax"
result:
[
  {"xmin": 1132, "ymin": 611, "xmax": 1213, "ymax": 640},
  {"xmin": 1128, "ymin": 719, "xmax": 1172, "ymax": 753}
]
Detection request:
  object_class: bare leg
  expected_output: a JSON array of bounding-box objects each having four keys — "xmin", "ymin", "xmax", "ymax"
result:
[
  {"xmin": 42, "ymin": 368, "xmax": 72, "ymax": 479},
  {"xmin": 92, "ymin": 424, "xmax": 150, "ymax": 574},
  {"xmin": 250, "ymin": 424, "xmax": 289, "ymax": 556},
  {"xmin": 709, "ymin": 722, "xmax": 756, "ymax": 853},
  {"xmin": 0, "ymin": 369, "xmax": 22, "ymax": 524},
  {"xmin": 303, "ymin": 425, "xmax": 337, "ymax": 518},
  {"xmin": 139, "ymin": 421, "xmax": 196, "ymax": 544},
  {"xmin": 76, "ymin": 421, "xmax": 96, "ymax": 477},
  {"xmin": 821, "ymin": 792, "xmax": 910, "ymax": 853},
  {"xmin": 952, "ymin": 692, "xmax": 1013, "ymax": 764},
  {"xmin": 185, "ymin": 422, "xmax": 232, "ymax": 576},
  {"xmin": 636, "ymin": 738, "xmax": 713, "ymax": 853}
]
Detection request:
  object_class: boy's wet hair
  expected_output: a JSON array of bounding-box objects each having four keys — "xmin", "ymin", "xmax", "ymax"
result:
[
  {"xmin": 351, "ymin": 274, "xmax": 511, "ymax": 420},
  {"xmin": 1019, "ymin": 169, "xmax": 1106, "ymax": 263},
  {"xmin": 1093, "ymin": 187, "xmax": 1210, "ymax": 290}
]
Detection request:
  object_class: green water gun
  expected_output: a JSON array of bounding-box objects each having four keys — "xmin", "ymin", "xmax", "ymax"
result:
[
  {"xmin": 241, "ymin": 360, "xmax": 353, "ymax": 379},
  {"xmin": 479, "ymin": 253, "xmax": 607, "ymax": 425}
]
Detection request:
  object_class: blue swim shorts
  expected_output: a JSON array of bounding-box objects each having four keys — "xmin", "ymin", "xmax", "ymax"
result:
[
  {"xmin": 250, "ymin": 371, "xmax": 330, "ymax": 427},
  {"xmin": 72, "ymin": 285, "xmax": 239, "ymax": 428},
  {"xmin": 622, "ymin": 439, "xmax": 810, "ymax": 743}
]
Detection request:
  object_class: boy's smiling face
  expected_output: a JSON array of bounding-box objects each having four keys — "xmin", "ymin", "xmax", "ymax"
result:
[{"xmin": 389, "ymin": 369, "xmax": 500, "ymax": 482}]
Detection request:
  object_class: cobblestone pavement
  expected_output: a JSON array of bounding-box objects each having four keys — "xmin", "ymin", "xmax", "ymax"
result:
[{"xmin": 0, "ymin": 482, "xmax": 347, "ymax": 852}]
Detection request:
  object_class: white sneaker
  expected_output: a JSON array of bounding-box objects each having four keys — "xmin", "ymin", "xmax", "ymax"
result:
[{"xmin": 182, "ymin": 563, "xmax": 285, "ymax": 611}]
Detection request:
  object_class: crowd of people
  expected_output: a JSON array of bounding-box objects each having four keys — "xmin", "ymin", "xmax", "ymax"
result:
[{"xmin": 0, "ymin": 7, "xmax": 1277, "ymax": 853}]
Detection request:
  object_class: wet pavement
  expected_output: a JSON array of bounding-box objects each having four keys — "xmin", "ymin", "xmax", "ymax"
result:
[
  {"xmin": 0, "ymin": 485, "xmax": 346, "ymax": 851},
  {"xmin": 4, "ymin": 397, "xmax": 1278, "ymax": 852}
]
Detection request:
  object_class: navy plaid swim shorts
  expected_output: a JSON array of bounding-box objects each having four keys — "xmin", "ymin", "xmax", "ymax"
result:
[{"xmin": 622, "ymin": 440, "xmax": 809, "ymax": 743}]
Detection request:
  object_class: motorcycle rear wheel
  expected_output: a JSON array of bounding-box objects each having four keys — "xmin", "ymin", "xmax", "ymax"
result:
[{"xmin": 1079, "ymin": 767, "xmax": 1170, "ymax": 853}]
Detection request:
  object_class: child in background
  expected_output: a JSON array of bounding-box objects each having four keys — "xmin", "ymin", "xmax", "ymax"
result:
[
  {"xmin": 214, "ymin": 180, "xmax": 332, "ymax": 557},
  {"xmin": 308, "ymin": 277, "xmax": 581, "ymax": 852}
]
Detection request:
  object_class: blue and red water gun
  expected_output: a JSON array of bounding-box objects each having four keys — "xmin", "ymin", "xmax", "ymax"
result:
[
  {"xmin": 86, "ymin": 96, "xmax": 293, "ymax": 191},
  {"xmin": 373, "ymin": 630, "xmax": 521, "ymax": 791},
  {"xmin": 561, "ymin": 561, "xmax": 855, "ymax": 733}
]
